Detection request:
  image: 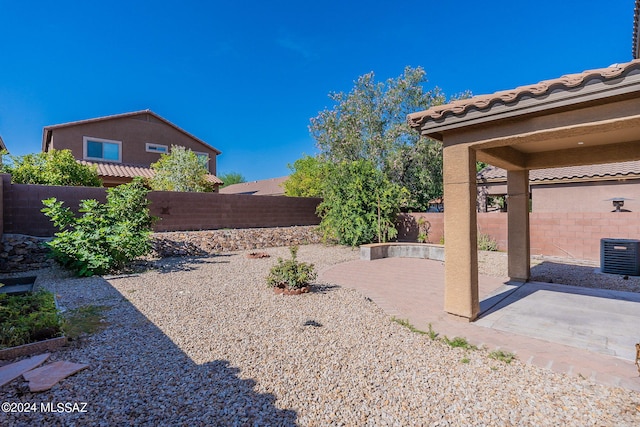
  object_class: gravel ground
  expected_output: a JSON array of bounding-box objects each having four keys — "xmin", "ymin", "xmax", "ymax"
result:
[
  {"xmin": 478, "ymin": 251, "xmax": 640, "ymax": 293},
  {"xmin": 1, "ymin": 245, "xmax": 639, "ymax": 426}
]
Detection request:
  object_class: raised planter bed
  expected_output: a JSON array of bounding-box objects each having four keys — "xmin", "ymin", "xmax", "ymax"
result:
[
  {"xmin": 0, "ymin": 276, "xmax": 37, "ymax": 296},
  {"xmin": 360, "ymin": 242, "xmax": 445, "ymax": 262},
  {"xmin": 0, "ymin": 337, "xmax": 68, "ymax": 360}
]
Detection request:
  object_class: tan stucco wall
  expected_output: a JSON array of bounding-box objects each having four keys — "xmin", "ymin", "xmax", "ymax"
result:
[
  {"xmin": 49, "ymin": 115, "xmax": 218, "ymax": 174},
  {"xmin": 532, "ymin": 180, "xmax": 640, "ymax": 212}
]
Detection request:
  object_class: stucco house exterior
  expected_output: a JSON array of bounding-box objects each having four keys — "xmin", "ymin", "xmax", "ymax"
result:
[
  {"xmin": 42, "ymin": 110, "xmax": 223, "ymax": 188},
  {"xmin": 477, "ymin": 161, "xmax": 640, "ymax": 212}
]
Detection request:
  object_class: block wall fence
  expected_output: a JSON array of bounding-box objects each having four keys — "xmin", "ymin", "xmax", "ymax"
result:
[
  {"xmin": 0, "ymin": 174, "xmax": 321, "ymax": 237},
  {"xmin": 397, "ymin": 212, "xmax": 640, "ymax": 262},
  {"xmin": 1, "ymin": 174, "xmax": 637, "ymax": 263}
]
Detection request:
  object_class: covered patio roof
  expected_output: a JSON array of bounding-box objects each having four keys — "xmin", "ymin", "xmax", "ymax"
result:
[{"xmin": 407, "ymin": 59, "xmax": 640, "ymax": 320}]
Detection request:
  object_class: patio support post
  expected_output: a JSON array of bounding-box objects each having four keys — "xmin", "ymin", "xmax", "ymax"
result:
[
  {"xmin": 443, "ymin": 144, "xmax": 479, "ymax": 321},
  {"xmin": 507, "ymin": 169, "xmax": 530, "ymax": 281}
]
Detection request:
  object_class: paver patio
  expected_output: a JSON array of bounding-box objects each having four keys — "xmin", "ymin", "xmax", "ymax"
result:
[{"xmin": 319, "ymin": 257, "xmax": 640, "ymax": 391}]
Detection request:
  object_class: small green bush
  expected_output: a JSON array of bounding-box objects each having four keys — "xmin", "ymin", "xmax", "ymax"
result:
[
  {"xmin": 61, "ymin": 305, "xmax": 109, "ymax": 340},
  {"xmin": 267, "ymin": 246, "xmax": 317, "ymax": 290},
  {"xmin": 443, "ymin": 336, "xmax": 478, "ymax": 350},
  {"xmin": 477, "ymin": 233, "xmax": 499, "ymax": 251},
  {"xmin": 416, "ymin": 217, "xmax": 430, "ymax": 243},
  {"xmin": 42, "ymin": 178, "xmax": 155, "ymax": 276},
  {"xmin": 1, "ymin": 149, "xmax": 102, "ymax": 187},
  {"xmin": 0, "ymin": 290, "xmax": 62, "ymax": 349},
  {"xmin": 488, "ymin": 349, "xmax": 516, "ymax": 364}
]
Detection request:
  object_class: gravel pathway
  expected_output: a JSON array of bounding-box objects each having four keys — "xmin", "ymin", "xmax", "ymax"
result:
[{"xmin": 1, "ymin": 245, "xmax": 639, "ymax": 426}]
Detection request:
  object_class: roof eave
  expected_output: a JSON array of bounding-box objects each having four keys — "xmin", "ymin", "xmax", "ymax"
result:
[
  {"xmin": 42, "ymin": 110, "xmax": 222, "ymax": 155},
  {"xmin": 412, "ymin": 71, "xmax": 640, "ymax": 140}
]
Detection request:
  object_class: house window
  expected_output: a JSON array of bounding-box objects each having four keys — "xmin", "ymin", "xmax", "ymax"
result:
[
  {"xmin": 194, "ymin": 151, "xmax": 210, "ymax": 171},
  {"xmin": 146, "ymin": 143, "xmax": 168, "ymax": 154},
  {"xmin": 83, "ymin": 137, "xmax": 122, "ymax": 162}
]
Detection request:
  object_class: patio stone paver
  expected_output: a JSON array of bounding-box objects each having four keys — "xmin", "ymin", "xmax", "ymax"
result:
[
  {"xmin": 23, "ymin": 361, "xmax": 89, "ymax": 392},
  {"xmin": 0, "ymin": 353, "xmax": 50, "ymax": 387},
  {"xmin": 319, "ymin": 257, "xmax": 640, "ymax": 392}
]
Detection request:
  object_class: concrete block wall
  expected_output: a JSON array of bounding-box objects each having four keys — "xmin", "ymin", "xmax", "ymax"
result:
[
  {"xmin": 148, "ymin": 192, "xmax": 321, "ymax": 232},
  {"xmin": 529, "ymin": 212, "xmax": 640, "ymax": 260},
  {"xmin": 0, "ymin": 175, "xmax": 321, "ymax": 237},
  {"xmin": 398, "ymin": 212, "xmax": 640, "ymax": 262}
]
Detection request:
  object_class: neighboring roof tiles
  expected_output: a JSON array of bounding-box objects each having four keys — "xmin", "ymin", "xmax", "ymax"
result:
[
  {"xmin": 43, "ymin": 110, "xmax": 221, "ymax": 154},
  {"xmin": 81, "ymin": 161, "xmax": 155, "ymax": 179},
  {"xmin": 408, "ymin": 59, "xmax": 640, "ymax": 129},
  {"xmin": 477, "ymin": 161, "xmax": 640, "ymax": 184},
  {"xmin": 81, "ymin": 161, "xmax": 223, "ymax": 184},
  {"xmin": 219, "ymin": 176, "xmax": 288, "ymax": 196}
]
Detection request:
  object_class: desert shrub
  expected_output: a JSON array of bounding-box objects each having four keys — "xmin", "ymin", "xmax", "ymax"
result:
[
  {"xmin": 317, "ymin": 160, "xmax": 408, "ymax": 246},
  {"xmin": 417, "ymin": 217, "xmax": 431, "ymax": 243},
  {"xmin": 1, "ymin": 149, "xmax": 102, "ymax": 187},
  {"xmin": 0, "ymin": 290, "xmax": 62, "ymax": 348},
  {"xmin": 266, "ymin": 246, "xmax": 317, "ymax": 290},
  {"xmin": 149, "ymin": 145, "xmax": 215, "ymax": 192},
  {"xmin": 41, "ymin": 178, "xmax": 154, "ymax": 276},
  {"xmin": 477, "ymin": 233, "xmax": 499, "ymax": 251}
]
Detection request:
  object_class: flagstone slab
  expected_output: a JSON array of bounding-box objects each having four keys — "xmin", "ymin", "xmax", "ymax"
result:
[
  {"xmin": 23, "ymin": 361, "xmax": 89, "ymax": 392},
  {"xmin": 0, "ymin": 353, "xmax": 50, "ymax": 387}
]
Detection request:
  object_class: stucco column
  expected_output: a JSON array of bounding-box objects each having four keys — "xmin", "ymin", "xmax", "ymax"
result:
[
  {"xmin": 507, "ymin": 169, "xmax": 530, "ymax": 281},
  {"xmin": 443, "ymin": 144, "xmax": 479, "ymax": 321}
]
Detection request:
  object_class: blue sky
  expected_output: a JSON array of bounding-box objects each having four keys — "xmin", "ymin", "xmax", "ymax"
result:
[{"xmin": 0, "ymin": 0, "xmax": 635, "ymax": 181}]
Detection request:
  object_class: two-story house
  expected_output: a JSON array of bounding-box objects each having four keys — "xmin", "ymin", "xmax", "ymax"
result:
[{"xmin": 42, "ymin": 110, "xmax": 222, "ymax": 188}]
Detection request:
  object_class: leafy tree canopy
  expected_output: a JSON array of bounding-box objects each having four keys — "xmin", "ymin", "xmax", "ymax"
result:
[
  {"xmin": 149, "ymin": 145, "xmax": 214, "ymax": 192},
  {"xmin": 218, "ymin": 172, "xmax": 246, "ymax": 188},
  {"xmin": 308, "ymin": 66, "xmax": 466, "ymax": 210},
  {"xmin": 283, "ymin": 155, "xmax": 328, "ymax": 198},
  {"xmin": 1, "ymin": 149, "xmax": 102, "ymax": 187}
]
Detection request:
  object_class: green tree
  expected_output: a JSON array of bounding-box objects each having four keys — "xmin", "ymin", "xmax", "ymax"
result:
[
  {"xmin": 309, "ymin": 66, "xmax": 467, "ymax": 210},
  {"xmin": 149, "ymin": 145, "xmax": 214, "ymax": 192},
  {"xmin": 218, "ymin": 172, "xmax": 246, "ymax": 188},
  {"xmin": 41, "ymin": 178, "xmax": 154, "ymax": 276},
  {"xmin": 1, "ymin": 149, "xmax": 102, "ymax": 187},
  {"xmin": 317, "ymin": 160, "xmax": 408, "ymax": 246},
  {"xmin": 283, "ymin": 155, "xmax": 328, "ymax": 197}
]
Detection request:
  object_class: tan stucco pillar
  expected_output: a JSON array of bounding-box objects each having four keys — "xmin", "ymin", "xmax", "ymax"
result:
[
  {"xmin": 443, "ymin": 144, "xmax": 479, "ymax": 321},
  {"xmin": 507, "ymin": 170, "xmax": 530, "ymax": 281}
]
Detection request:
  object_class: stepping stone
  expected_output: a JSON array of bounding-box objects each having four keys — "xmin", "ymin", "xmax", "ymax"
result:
[
  {"xmin": 0, "ymin": 353, "xmax": 50, "ymax": 387},
  {"xmin": 23, "ymin": 361, "xmax": 89, "ymax": 392}
]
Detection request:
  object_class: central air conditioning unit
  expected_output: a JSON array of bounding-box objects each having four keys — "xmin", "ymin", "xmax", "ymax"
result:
[{"xmin": 600, "ymin": 238, "xmax": 640, "ymax": 276}]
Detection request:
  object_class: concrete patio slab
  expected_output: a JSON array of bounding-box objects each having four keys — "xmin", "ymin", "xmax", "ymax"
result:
[
  {"xmin": 475, "ymin": 281, "xmax": 640, "ymax": 361},
  {"xmin": 319, "ymin": 257, "xmax": 640, "ymax": 391}
]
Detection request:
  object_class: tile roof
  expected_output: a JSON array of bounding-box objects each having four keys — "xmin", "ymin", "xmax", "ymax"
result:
[
  {"xmin": 477, "ymin": 161, "xmax": 640, "ymax": 184},
  {"xmin": 219, "ymin": 176, "xmax": 288, "ymax": 196},
  {"xmin": 408, "ymin": 59, "xmax": 640, "ymax": 128},
  {"xmin": 43, "ymin": 110, "xmax": 221, "ymax": 154},
  {"xmin": 81, "ymin": 161, "xmax": 223, "ymax": 184}
]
